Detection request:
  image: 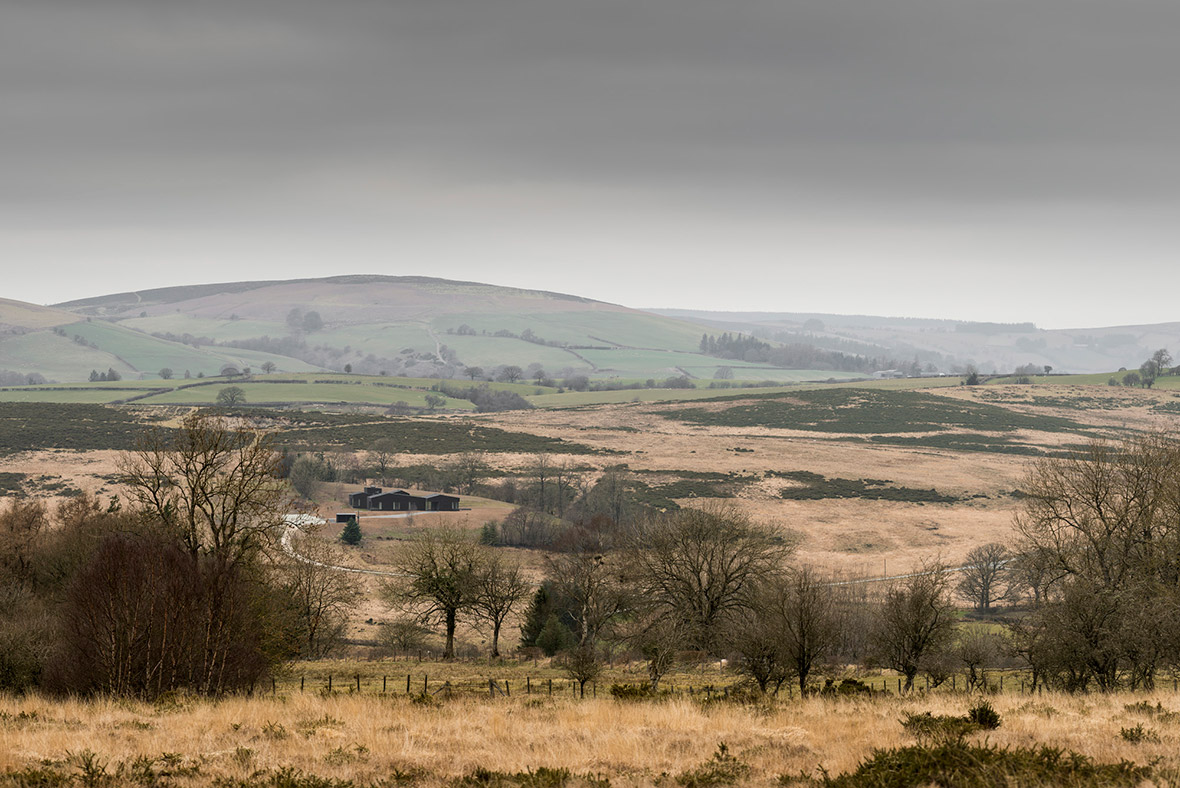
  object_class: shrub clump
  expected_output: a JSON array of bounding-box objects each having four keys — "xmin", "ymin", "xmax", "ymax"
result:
[
  {"xmin": 812, "ymin": 742, "xmax": 1153, "ymax": 788},
  {"xmin": 899, "ymin": 712, "xmax": 980, "ymax": 745},
  {"xmin": 456, "ymin": 766, "xmax": 610, "ymax": 788},
  {"xmin": 820, "ymin": 678, "xmax": 879, "ymax": 697},
  {"xmin": 676, "ymin": 743, "xmax": 750, "ymax": 788},
  {"xmin": 966, "ymin": 701, "xmax": 1002, "ymax": 730}
]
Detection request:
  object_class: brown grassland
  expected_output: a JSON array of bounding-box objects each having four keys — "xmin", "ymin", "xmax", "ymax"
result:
[
  {"xmin": 5, "ymin": 383, "xmax": 1180, "ymax": 784},
  {"xmin": 6, "ymin": 688, "xmax": 1180, "ymax": 785}
]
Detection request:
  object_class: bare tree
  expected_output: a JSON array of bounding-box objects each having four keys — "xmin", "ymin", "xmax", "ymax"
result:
[
  {"xmin": 619, "ymin": 614, "xmax": 685, "ymax": 691},
  {"xmin": 954, "ymin": 628, "xmax": 1006, "ymax": 692},
  {"xmin": 624, "ymin": 504, "xmax": 795, "ymax": 654},
  {"xmin": 869, "ymin": 562, "xmax": 957, "ymax": 692},
  {"xmin": 385, "ymin": 529, "xmax": 483, "ymax": 659},
  {"xmin": 279, "ymin": 532, "xmax": 361, "ymax": 658},
  {"xmin": 546, "ymin": 550, "xmax": 628, "ymax": 646},
  {"xmin": 0, "ymin": 498, "xmax": 48, "ymax": 588},
  {"xmin": 371, "ymin": 438, "xmax": 397, "ymax": 482},
  {"xmin": 472, "ymin": 552, "xmax": 531, "ymax": 657},
  {"xmin": 957, "ymin": 543, "xmax": 1013, "ymax": 612},
  {"xmin": 558, "ymin": 643, "xmax": 603, "ymax": 696},
  {"xmin": 447, "ymin": 452, "xmax": 490, "ymax": 495},
  {"xmin": 118, "ymin": 412, "xmax": 289, "ymax": 568},
  {"xmin": 1011, "ymin": 433, "xmax": 1180, "ymax": 690},
  {"xmin": 216, "ymin": 386, "xmax": 246, "ymax": 406},
  {"xmin": 777, "ymin": 567, "xmax": 842, "ymax": 694}
]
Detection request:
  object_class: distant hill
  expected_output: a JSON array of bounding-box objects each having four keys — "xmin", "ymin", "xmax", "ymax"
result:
[
  {"xmin": 1, "ymin": 277, "xmax": 1167, "ymax": 385},
  {"xmin": 17, "ymin": 276, "xmax": 849, "ymax": 385},
  {"xmin": 650, "ymin": 309, "xmax": 1180, "ymax": 376}
]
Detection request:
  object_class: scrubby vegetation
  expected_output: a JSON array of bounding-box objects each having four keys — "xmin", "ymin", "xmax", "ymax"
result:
[
  {"xmin": 773, "ymin": 471, "xmax": 959, "ymax": 503},
  {"xmin": 0, "ymin": 402, "xmax": 152, "ymax": 453},
  {"xmin": 659, "ymin": 389, "xmax": 1081, "ymax": 435}
]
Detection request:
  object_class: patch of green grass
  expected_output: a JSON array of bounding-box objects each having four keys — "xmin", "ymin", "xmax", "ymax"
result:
[{"xmin": 130, "ymin": 382, "xmax": 475, "ymax": 409}]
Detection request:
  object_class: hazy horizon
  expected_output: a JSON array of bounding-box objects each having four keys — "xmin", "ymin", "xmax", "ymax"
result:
[{"xmin": 5, "ymin": 1, "xmax": 1179, "ymax": 329}]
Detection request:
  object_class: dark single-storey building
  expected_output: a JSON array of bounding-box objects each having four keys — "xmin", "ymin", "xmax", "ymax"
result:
[
  {"xmin": 347, "ymin": 486, "xmax": 460, "ymax": 511},
  {"xmin": 367, "ymin": 490, "xmax": 428, "ymax": 511},
  {"xmin": 336, "ymin": 513, "xmax": 358, "ymax": 525},
  {"xmin": 426, "ymin": 493, "xmax": 460, "ymax": 511}
]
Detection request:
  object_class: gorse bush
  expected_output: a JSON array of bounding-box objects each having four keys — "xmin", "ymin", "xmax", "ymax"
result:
[
  {"xmin": 676, "ymin": 743, "xmax": 750, "ymax": 788},
  {"xmin": 966, "ymin": 701, "xmax": 1001, "ymax": 730},
  {"xmin": 899, "ymin": 712, "xmax": 980, "ymax": 745},
  {"xmin": 456, "ymin": 766, "xmax": 609, "ymax": 788},
  {"xmin": 812, "ymin": 743, "xmax": 1153, "ymax": 788},
  {"xmin": 1118, "ymin": 723, "xmax": 1159, "ymax": 744}
]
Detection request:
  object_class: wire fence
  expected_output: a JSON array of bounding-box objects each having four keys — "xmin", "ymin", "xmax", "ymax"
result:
[{"xmin": 256, "ymin": 670, "xmax": 1170, "ymax": 699}]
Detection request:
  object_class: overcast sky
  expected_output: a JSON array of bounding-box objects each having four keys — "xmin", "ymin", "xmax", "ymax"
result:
[{"xmin": 3, "ymin": 1, "xmax": 1178, "ymax": 328}]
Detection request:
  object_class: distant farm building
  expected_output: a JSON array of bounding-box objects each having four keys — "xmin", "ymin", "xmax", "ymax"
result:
[
  {"xmin": 426, "ymin": 493, "xmax": 460, "ymax": 511},
  {"xmin": 348, "ymin": 487, "xmax": 461, "ymax": 512}
]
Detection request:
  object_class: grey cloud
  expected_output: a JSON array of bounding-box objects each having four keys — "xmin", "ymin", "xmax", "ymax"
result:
[{"xmin": 2, "ymin": 0, "xmax": 1179, "ymax": 323}]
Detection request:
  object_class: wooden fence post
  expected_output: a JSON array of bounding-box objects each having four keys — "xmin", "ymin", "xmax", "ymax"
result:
[
  {"xmin": 383, "ymin": 676, "xmax": 387, "ymax": 693},
  {"xmin": 328, "ymin": 674, "xmax": 332, "ymax": 692},
  {"xmin": 407, "ymin": 674, "xmax": 411, "ymax": 693},
  {"xmin": 356, "ymin": 674, "xmax": 361, "ymax": 692},
  {"xmin": 300, "ymin": 676, "xmax": 304, "ymax": 693}
]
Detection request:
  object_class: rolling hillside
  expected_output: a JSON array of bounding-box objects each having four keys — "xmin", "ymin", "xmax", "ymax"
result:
[
  {"xmin": 1, "ymin": 275, "xmax": 1172, "ymax": 386},
  {"xmin": 652, "ymin": 308, "xmax": 1180, "ymax": 376},
  {"xmin": 35, "ymin": 275, "xmax": 854, "ymax": 384}
]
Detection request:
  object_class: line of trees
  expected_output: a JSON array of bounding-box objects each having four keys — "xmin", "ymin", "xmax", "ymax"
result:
[
  {"xmin": 0, "ymin": 414, "xmax": 359, "ymax": 697},
  {"xmin": 385, "ymin": 432, "xmax": 1180, "ymax": 696}
]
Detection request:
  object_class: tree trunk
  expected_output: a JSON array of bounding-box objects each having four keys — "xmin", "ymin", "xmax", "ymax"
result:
[
  {"xmin": 491, "ymin": 620, "xmax": 501, "ymax": 658},
  {"xmin": 444, "ymin": 608, "xmax": 457, "ymax": 659}
]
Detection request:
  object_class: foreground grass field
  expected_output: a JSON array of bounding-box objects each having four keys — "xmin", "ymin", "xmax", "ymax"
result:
[{"xmin": 4, "ymin": 688, "xmax": 1180, "ymax": 786}]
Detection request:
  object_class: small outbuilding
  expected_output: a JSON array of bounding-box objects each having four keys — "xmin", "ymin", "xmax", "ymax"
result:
[{"xmin": 426, "ymin": 493, "xmax": 460, "ymax": 512}]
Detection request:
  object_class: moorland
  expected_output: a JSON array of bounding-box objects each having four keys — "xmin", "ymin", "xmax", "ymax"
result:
[{"xmin": 5, "ymin": 278, "xmax": 1180, "ymax": 786}]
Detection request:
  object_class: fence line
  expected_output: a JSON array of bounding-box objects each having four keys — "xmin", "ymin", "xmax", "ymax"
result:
[{"xmin": 259, "ymin": 669, "xmax": 1138, "ymax": 699}]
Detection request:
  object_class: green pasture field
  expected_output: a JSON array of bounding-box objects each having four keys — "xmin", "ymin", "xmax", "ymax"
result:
[
  {"xmin": 430, "ymin": 309, "xmax": 705, "ymax": 352},
  {"xmin": 0, "ymin": 373, "xmax": 548, "ymax": 407},
  {"xmin": 574, "ymin": 347, "xmax": 711, "ymax": 375},
  {"xmin": 119, "ymin": 313, "xmax": 287, "ymax": 342},
  {"xmin": 0, "ymin": 330, "xmax": 135, "ymax": 381},
  {"xmin": 438, "ymin": 334, "xmax": 587, "ymax": 371},
  {"xmin": 130, "ymin": 382, "xmax": 478, "ymax": 409},
  {"xmin": 310, "ymin": 323, "xmax": 437, "ymax": 354},
  {"xmin": 65, "ymin": 320, "xmax": 239, "ymax": 372},
  {"xmin": 64, "ymin": 320, "xmax": 313, "ymax": 378},
  {"xmin": 0, "ymin": 387, "xmax": 157, "ymax": 404},
  {"xmin": 525, "ymin": 376, "xmax": 961, "ymax": 407},
  {"xmin": 986, "ymin": 371, "xmax": 1180, "ymax": 390}
]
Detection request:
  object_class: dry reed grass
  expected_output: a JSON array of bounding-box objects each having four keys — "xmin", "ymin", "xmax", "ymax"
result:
[{"xmin": 4, "ymin": 690, "xmax": 1180, "ymax": 785}]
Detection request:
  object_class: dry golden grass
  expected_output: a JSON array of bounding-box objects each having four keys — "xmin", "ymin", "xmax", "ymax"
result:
[{"xmin": 5, "ymin": 689, "xmax": 1180, "ymax": 785}]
